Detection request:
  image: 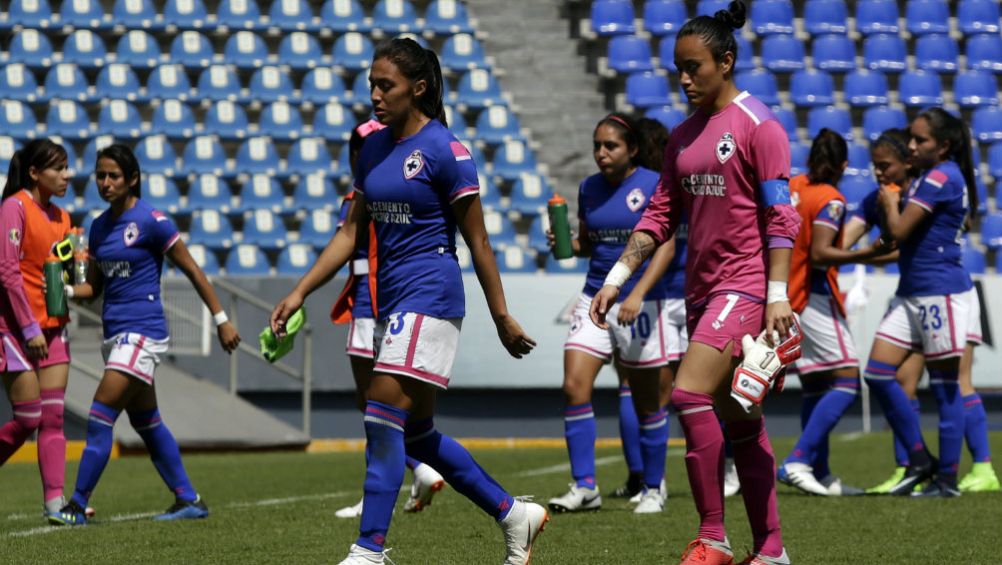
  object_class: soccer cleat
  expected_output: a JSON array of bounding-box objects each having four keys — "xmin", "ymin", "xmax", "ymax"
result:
[
  {"xmin": 958, "ymin": 462, "xmax": 1001, "ymax": 493},
  {"xmin": 737, "ymin": 547, "xmax": 791, "ymax": 565},
  {"xmin": 611, "ymin": 473, "xmax": 643, "ymax": 499},
  {"xmin": 48, "ymin": 501, "xmax": 87, "ymax": 526},
  {"xmin": 336, "ymin": 544, "xmax": 394, "ymax": 564},
  {"xmin": 723, "ymin": 460, "xmax": 741, "ymax": 498},
  {"xmin": 912, "ymin": 477, "xmax": 961, "ymax": 498},
  {"xmin": 866, "ymin": 466, "xmax": 906, "ymax": 494},
  {"xmin": 629, "ymin": 479, "xmax": 666, "ymax": 503},
  {"xmin": 547, "ymin": 484, "xmax": 601, "ymax": 513},
  {"xmin": 633, "ymin": 487, "xmax": 665, "ymax": 514},
  {"xmin": 679, "ymin": 537, "xmax": 735, "ymax": 565},
  {"xmin": 817, "ymin": 474, "xmax": 865, "ymax": 496},
  {"xmin": 777, "ymin": 462, "xmax": 830, "ymax": 496},
  {"xmin": 499, "ymin": 499, "xmax": 548, "ymax": 565},
  {"xmin": 335, "ymin": 498, "xmax": 364, "ymax": 519},
  {"xmin": 887, "ymin": 460, "xmax": 936, "ymax": 496},
  {"xmin": 402, "ymin": 463, "xmax": 446, "ymax": 513},
  {"xmin": 154, "ymin": 495, "xmax": 209, "ymax": 521}
]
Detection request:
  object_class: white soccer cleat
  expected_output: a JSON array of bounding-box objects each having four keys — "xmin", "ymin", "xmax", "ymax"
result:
[
  {"xmin": 818, "ymin": 474, "xmax": 864, "ymax": 496},
  {"xmin": 777, "ymin": 462, "xmax": 830, "ymax": 496},
  {"xmin": 723, "ymin": 460, "xmax": 741, "ymax": 497},
  {"xmin": 335, "ymin": 498, "xmax": 364, "ymax": 519},
  {"xmin": 336, "ymin": 544, "xmax": 392, "ymax": 564},
  {"xmin": 403, "ymin": 463, "xmax": 446, "ymax": 513},
  {"xmin": 632, "ymin": 487, "xmax": 665, "ymax": 514},
  {"xmin": 629, "ymin": 479, "xmax": 666, "ymax": 504},
  {"xmin": 499, "ymin": 499, "xmax": 548, "ymax": 565},
  {"xmin": 546, "ymin": 483, "xmax": 601, "ymax": 513}
]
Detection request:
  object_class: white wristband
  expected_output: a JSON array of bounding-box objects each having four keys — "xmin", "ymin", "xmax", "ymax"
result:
[
  {"xmin": 213, "ymin": 311, "xmax": 229, "ymax": 327},
  {"xmin": 767, "ymin": 281, "xmax": 788, "ymax": 304},
  {"xmin": 603, "ymin": 261, "xmax": 633, "ymax": 289},
  {"xmin": 64, "ymin": 285, "xmax": 74, "ymax": 299}
]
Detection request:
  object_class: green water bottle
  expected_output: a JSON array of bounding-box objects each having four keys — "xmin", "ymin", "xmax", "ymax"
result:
[
  {"xmin": 44, "ymin": 256, "xmax": 67, "ymax": 317},
  {"xmin": 548, "ymin": 194, "xmax": 574, "ymax": 259}
]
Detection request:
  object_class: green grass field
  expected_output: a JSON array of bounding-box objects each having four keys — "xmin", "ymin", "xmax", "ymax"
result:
[{"xmin": 1, "ymin": 432, "xmax": 1000, "ymax": 564}]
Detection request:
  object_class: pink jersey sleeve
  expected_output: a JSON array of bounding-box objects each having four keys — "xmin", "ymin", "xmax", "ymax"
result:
[
  {"xmin": 0, "ymin": 199, "xmax": 42, "ymax": 340},
  {"xmin": 751, "ymin": 120, "xmax": 800, "ymax": 246},
  {"xmin": 633, "ymin": 139, "xmax": 683, "ymax": 245}
]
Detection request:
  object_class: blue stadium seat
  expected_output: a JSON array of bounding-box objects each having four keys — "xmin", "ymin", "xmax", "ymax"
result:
[
  {"xmin": 657, "ymin": 34, "xmax": 678, "ymax": 72},
  {"xmin": 215, "ymin": 0, "xmax": 263, "ymax": 30},
  {"xmin": 235, "ymin": 137, "xmax": 280, "ymax": 176},
  {"xmin": 148, "ymin": 64, "xmax": 193, "ymax": 101},
  {"xmin": 606, "ymin": 36, "xmax": 654, "ymax": 74},
  {"xmin": 57, "ymin": 139, "xmax": 81, "ymax": 178},
  {"xmin": 790, "ymin": 69, "xmax": 834, "ymax": 107},
  {"xmin": 115, "ymin": 30, "xmax": 162, "ymax": 69},
  {"xmin": 696, "ymin": 0, "xmax": 730, "ymax": 17},
  {"xmin": 292, "ymin": 173, "xmax": 337, "ymax": 212},
  {"xmin": 465, "ymin": 142, "xmax": 489, "ymax": 172},
  {"xmin": 299, "ymin": 208, "xmax": 336, "ymax": 249},
  {"xmin": 476, "ymin": 172, "xmax": 502, "ymax": 210},
  {"xmin": 162, "ymin": 0, "xmax": 209, "ymax": 29},
  {"xmin": 40, "ymin": 64, "xmax": 90, "ymax": 103},
  {"xmin": 545, "ymin": 255, "xmax": 589, "ymax": 274},
  {"xmin": 185, "ymin": 244, "xmax": 220, "ymax": 275},
  {"xmin": 349, "ymin": 69, "xmax": 371, "ymax": 104},
  {"xmin": 760, "ymin": 35, "xmax": 806, "ymax": 73},
  {"xmin": 958, "ymin": 0, "xmax": 1000, "ymax": 35},
  {"xmin": 97, "ymin": 100, "xmax": 143, "ymax": 139},
  {"xmin": 839, "ymin": 175, "xmax": 878, "ymax": 210},
  {"xmin": 645, "ymin": 105, "xmax": 687, "ymax": 130},
  {"xmin": 286, "ymin": 138, "xmax": 335, "ymax": 177},
  {"xmin": 455, "ymin": 69, "xmax": 504, "ymax": 109},
  {"xmin": 625, "ymin": 72, "xmax": 672, "ymax": 109},
  {"xmin": 962, "ymin": 243, "xmax": 986, "ymax": 274},
  {"xmin": 187, "ymin": 174, "xmax": 233, "ymax": 213},
  {"xmin": 60, "ymin": 0, "xmax": 111, "ymax": 29},
  {"xmin": 112, "ymin": 0, "xmax": 160, "ymax": 30},
  {"xmin": 804, "ymin": 0, "xmax": 848, "ymax": 35},
  {"xmin": 751, "ymin": 0, "xmax": 794, "ymax": 35},
  {"xmin": 844, "ymin": 70, "xmax": 889, "ymax": 107},
  {"xmin": 143, "ymin": 174, "xmax": 182, "ymax": 215},
  {"xmin": 807, "ymin": 106, "xmax": 853, "ymax": 140},
  {"xmin": 915, "ymin": 34, "xmax": 959, "ymax": 74},
  {"xmin": 372, "ymin": 0, "xmax": 419, "ymax": 32},
  {"xmin": 0, "ymin": 101, "xmax": 36, "ymax": 141},
  {"xmin": 81, "ymin": 135, "xmax": 116, "ymax": 169},
  {"xmin": 242, "ymin": 210, "xmax": 288, "ymax": 250},
  {"xmin": 425, "ymin": 0, "xmax": 473, "ymax": 35},
  {"xmin": 975, "ymin": 178, "xmax": 989, "ymax": 215},
  {"xmin": 483, "ymin": 209, "xmax": 517, "ymax": 248},
  {"xmin": 62, "ymin": 30, "xmax": 107, "ymax": 69},
  {"xmin": 332, "ymin": 32, "xmax": 374, "ymax": 72},
  {"xmin": 973, "ymin": 106, "xmax": 1002, "ymax": 143},
  {"xmin": 789, "ymin": 142, "xmax": 809, "ymax": 175},
  {"xmin": 278, "ymin": 32, "xmax": 324, "ymax": 70},
  {"xmin": 319, "ymin": 0, "xmax": 369, "ymax": 33},
  {"xmin": 276, "ymin": 244, "xmax": 317, "ymax": 276},
  {"xmin": 46, "ymin": 100, "xmax": 91, "ymax": 140},
  {"xmin": 6, "ymin": 0, "xmax": 53, "ymax": 28},
  {"xmin": 312, "ymin": 102, "xmax": 353, "ymax": 141},
  {"xmin": 735, "ymin": 70, "xmax": 779, "ymax": 106},
  {"xmin": 590, "ymin": 0, "xmax": 636, "ymax": 36},
  {"xmin": 989, "ymin": 144, "xmax": 1002, "ymax": 179},
  {"xmin": 135, "ymin": 135, "xmax": 179, "ymax": 176},
  {"xmin": 476, "ymin": 106, "xmax": 522, "ymax": 144},
  {"xmin": 733, "ymin": 35, "xmax": 754, "ymax": 72},
  {"xmin": 906, "ymin": 0, "xmax": 950, "ymax": 35},
  {"xmin": 771, "ymin": 107, "xmax": 799, "ymax": 141},
  {"xmin": 170, "ymin": 31, "xmax": 215, "ymax": 69},
  {"xmin": 980, "ymin": 212, "xmax": 1002, "ymax": 250},
  {"xmin": 259, "ymin": 102, "xmax": 304, "ymax": 141},
  {"xmin": 496, "ymin": 247, "xmax": 537, "ymax": 273},
  {"xmin": 6, "ymin": 29, "xmax": 55, "ymax": 69},
  {"xmin": 248, "ymin": 66, "xmax": 295, "ymax": 104},
  {"xmin": 492, "ymin": 141, "xmax": 538, "ymax": 181},
  {"xmin": 268, "ymin": 0, "xmax": 313, "ymax": 31},
  {"xmin": 855, "ymin": 0, "xmax": 899, "ymax": 35},
  {"xmin": 862, "ymin": 106, "xmax": 907, "ymax": 141},
  {"xmin": 182, "ymin": 135, "xmax": 230, "ymax": 177},
  {"xmin": 224, "ymin": 245, "xmax": 271, "ymax": 275},
  {"xmin": 440, "ymin": 34, "xmax": 488, "ymax": 71},
  {"xmin": 812, "ymin": 33, "xmax": 855, "ymax": 73},
  {"xmin": 966, "ymin": 35, "xmax": 1002, "ymax": 74},
  {"xmin": 95, "ymin": 64, "xmax": 143, "ymax": 102},
  {"xmin": 954, "ymin": 72, "xmax": 1000, "ymax": 107},
  {"xmin": 80, "ymin": 178, "xmax": 105, "ymax": 211},
  {"xmin": 0, "ymin": 64, "xmax": 40, "ymax": 102},
  {"xmin": 444, "ymin": 105, "xmax": 468, "ymax": 137},
  {"xmin": 0, "ymin": 136, "xmax": 20, "ymax": 175},
  {"xmin": 301, "ymin": 68, "xmax": 347, "ymax": 105},
  {"xmin": 224, "ymin": 32, "xmax": 269, "ymax": 69},
  {"xmin": 510, "ymin": 173, "xmax": 552, "ymax": 216},
  {"xmin": 203, "ymin": 100, "xmax": 249, "ymax": 140},
  {"xmin": 526, "ymin": 215, "xmax": 549, "ymax": 253},
  {"xmin": 863, "ymin": 34, "xmax": 907, "ymax": 74},
  {"xmin": 898, "ymin": 70, "xmax": 944, "ymax": 107},
  {"xmin": 643, "ymin": 0, "xmax": 686, "ymax": 36},
  {"xmin": 846, "ymin": 143, "xmax": 872, "ymax": 177},
  {"xmin": 196, "ymin": 65, "xmax": 242, "ymax": 102},
  {"xmin": 238, "ymin": 174, "xmax": 286, "ymax": 214}
]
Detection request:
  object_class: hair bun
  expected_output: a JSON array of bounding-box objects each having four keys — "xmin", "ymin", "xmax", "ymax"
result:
[{"xmin": 714, "ymin": 0, "xmax": 747, "ymax": 31}]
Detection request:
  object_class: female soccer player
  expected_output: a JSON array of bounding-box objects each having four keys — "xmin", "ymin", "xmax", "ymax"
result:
[
  {"xmin": 49, "ymin": 144, "xmax": 241, "ymax": 525},
  {"xmin": 333, "ymin": 119, "xmax": 446, "ymax": 519},
  {"xmin": 862, "ymin": 108, "xmax": 979, "ymax": 497},
  {"xmin": 591, "ymin": 3, "xmax": 799, "ymax": 563},
  {"xmin": 0, "ymin": 139, "xmax": 74, "ymax": 519},
  {"xmin": 547, "ymin": 113, "xmax": 677, "ymax": 515},
  {"xmin": 776, "ymin": 129, "xmax": 890, "ymax": 496},
  {"xmin": 269, "ymin": 38, "xmax": 545, "ymax": 564}
]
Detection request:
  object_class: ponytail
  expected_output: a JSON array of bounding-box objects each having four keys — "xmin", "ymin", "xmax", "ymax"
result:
[
  {"xmin": 634, "ymin": 117, "xmax": 670, "ymax": 171},
  {"xmin": 807, "ymin": 128, "xmax": 848, "ymax": 187},
  {"xmin": 3, "ymin": 139, "xmax": 68, "ymax": 201},
  {"xmin": 677, "ymin": 0, "xmax": 746, "ymax": 70},
  {"xmin": 916, "ymin": 108, "xmax": 980, "ymax": 220}
]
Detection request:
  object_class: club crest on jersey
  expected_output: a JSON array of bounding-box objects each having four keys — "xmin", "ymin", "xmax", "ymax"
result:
[
  {"xmin": 827, "ymin": 201, "xmax": 844, "ymax": 222},
  {"xmin": 626, "ymin": 188, "xmax": 646, "ymax": 212},
  {"xmin": 403, "ymin": 150, "xmax": 424, "ymax": 180},
  {"xmin": 8, "ymin": 228, "xmax": 20, "ymax": 247},
  {"xmin": 716, "ymin": 132, "xmax": 736, "ymax": 164},
  {"xmin": 123, "ymin": 222, "xmax": 140, "ymax": 246}
]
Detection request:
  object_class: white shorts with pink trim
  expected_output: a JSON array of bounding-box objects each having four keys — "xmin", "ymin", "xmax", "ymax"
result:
[
  {"xmin": 875, "ymin": 288, "xmax": 973, "ymax": 360},
  {"xmin": 795, "ymin": 293, "xmax": 859, "ymax": 376},
  {"xmin": 373, "ymin": 312, "xmax": 461, "ymax": 390},
  {"xmin": 101, "ymin": 332, "xmax": 169, "ymax": 385},
  {"xmin": 564, "ymin": 294, "xmax": 670, "ymax": 368},
  {"xmin": 664, "ymin": 298, "xmax": 688, "ymax": 362},
  {"xmin": 967, "ymin": 285, "xmax": 984, "ymax": 346},
  {"xmin": 346, "ymin": 317, "xmax": 376, "ymax": 359}
]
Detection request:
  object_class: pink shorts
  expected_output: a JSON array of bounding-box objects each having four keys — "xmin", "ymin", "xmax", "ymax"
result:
[
  {"xmin": 687, "ymin": 293, "xmax": 764, "ymax": 358},
  {"xmin": 2, "ymin": 327, "xmax": 71, "ymax": 372}
]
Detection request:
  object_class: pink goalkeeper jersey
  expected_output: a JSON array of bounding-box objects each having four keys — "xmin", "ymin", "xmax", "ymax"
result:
[{"xmin": 634, "ymin": 91, "xmax": 800, "ymax": 307}]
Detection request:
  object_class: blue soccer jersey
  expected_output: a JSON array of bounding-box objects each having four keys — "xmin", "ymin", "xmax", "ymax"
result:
[
  {"xmin": 898, "ymin": 161, "xmax": 973, "ymax": 297},
  {"xmin": 850, "ymin": 189, "xmax": 880, "ymax": 229},
  {"xmin": 337, "ymin": 194, "xmax": 373, "ymax": 318},
  {"xmin": 578, "ymin": 167, "xmax": 669, "ymax": 300},
  {"xmin": 663, "ymin": 219, "xmax": 687, "ymax": 299},
  {"xmin": 89, "ymin": 199, "xmax": 180, "ymax": 339},
  {"xmin": 353, "ymin": 120, "xmax": 479, "ymax": 320}
]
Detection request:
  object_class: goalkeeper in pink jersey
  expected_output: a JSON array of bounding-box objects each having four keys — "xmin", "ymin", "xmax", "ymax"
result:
[{"xmin": 591, "ymin": 3, "xmax": 800, "ymax": 564}]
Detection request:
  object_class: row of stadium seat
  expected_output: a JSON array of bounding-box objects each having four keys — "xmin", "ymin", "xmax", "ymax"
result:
[{"xmin": 0, "ymin": 0, "xmax": 473, "ymax": 35}]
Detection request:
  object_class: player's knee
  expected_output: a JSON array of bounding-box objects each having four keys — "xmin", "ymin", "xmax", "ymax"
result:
[
  {"xmin": 40, "ymin": 405, "xmax": 64, "ymax": 429},
  {"xmin": 12, "ymin": 411, "xmax": 41, "ymax": 439},
  {"xmin": 670, "ymin": 387, "xmax": 713, "ymax": 412}
]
